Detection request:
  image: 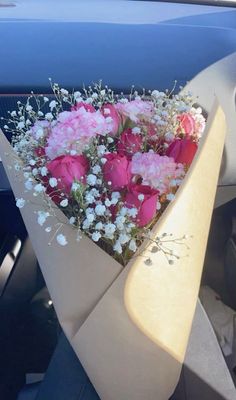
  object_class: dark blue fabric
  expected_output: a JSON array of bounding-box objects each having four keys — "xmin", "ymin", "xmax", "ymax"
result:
[
  {"xmin": 35, "ymin": 334, "xmax": 100, "ymax": 400},
  {"xmin": 0, "ymin": 18, "xmax": 236, "ymax": 94}
]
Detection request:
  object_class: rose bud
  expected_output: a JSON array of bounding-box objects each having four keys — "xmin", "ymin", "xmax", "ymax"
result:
[
  {"xmin": 47, "ymin": 154, "xmax": 89, "ymax": 193},
  {"xmin": 71, "ymin": 102, "xmax": 96, "ymax": 112},
  {"xmin": 101, "ymin": 104, "xmax": 121, "ymax": 136},
  {"xmin": 103, "ymin": 153, "xmax": 131, "ymax": 190},
  {"xmin": 125, "ymin": 184, "xmax": 159, "ymax": 227},
  {"xmin": 117, "ymin": 128, "xmax": 142, "ymax": 159},
  {"xmin": 166, "ymin": 139, "xmax": 198, "ymax": 165},
  {"xmin": 177, "ymin": 113, "xmax": 195, "ymax": 136}
]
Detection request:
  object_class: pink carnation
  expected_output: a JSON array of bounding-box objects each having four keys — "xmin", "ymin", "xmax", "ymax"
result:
[
  {"xmin": 45, "ymin": 106, "xmax": 113, "ymax": 159},
  {"xmin": 131, "ymin": 152, "xmax": 185, "ymax": 194},
  {"xmin": 115, "ymin": 99, "xmax": 154, "ymax": 123}
]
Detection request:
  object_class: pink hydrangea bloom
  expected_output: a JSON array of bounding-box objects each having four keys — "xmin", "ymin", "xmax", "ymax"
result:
[
  {"xmin": 131, "ymin": 152, "xmax": 185, "ymax": 194},
  {"xmin": 45, "ymin": 106, "xmax": 112, "ymax": 159},
  {"xmin": 115, "ymin": 99, "xmax": 154, "ymax": 123}
]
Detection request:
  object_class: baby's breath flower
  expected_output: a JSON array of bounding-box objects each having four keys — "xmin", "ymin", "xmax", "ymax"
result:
[
  {"xmin": 49, "ymin": 177, "xmax": 58, "ymax": 188},
  {"xmin": 32, "ymin": 168, "xmax": 38, "ymax": 176},
  {"xmin": 34, "ymin": 183, "xmax": 45, "ymax": 193},
  {"xmin": 17, "ymin": 121, "xmax": 25, "ymax": 129},
  {"xmin": 120, "ymin": 207, "xmax": 128, "ymax": 217},
  {"xmin": 129, "ymin": 239, "xmax": 137, "ymax": 252},
  {"xmin": 97, "ymin": 145, "xmax": 107, "ymax": 156},
  {"xmin": 100, "ymin": 157, "xmax": 107, "ymax": 164},
  {"xmin": 92, "ymin": 231, "xmax": 101, "ymax": 242},
  {"xmin": 105, "ymin": 199, "xmax": 111, "ymax": 207},
  {"xmin": 16, "ymin": 198, "xmax": 25, "ymax": 208},
  {"xmin": 127, "ymin": 208, "xmax": 138, "ymax": 218},
  {"xmin": 49, "ymin": 100, "xmax": 57, "ymax": 109},
  {"xmin": 56, "ymin": 234, "xmax": 68, "ymax": 246},
  {"xmin": 95, "ymin": 204, "xmax": 106, "ymax": 216},
  {"xmin": 95, "ymin": 222, "xmax": 103, "ymax": 230},
  {"xmin": 69, "ymin": 217, "xmax": 76, "ymax": 225},
  {"xmin": 87, "ymin": 213, "xmax": 95, "ymax": 223},
  {"xmin": 115, "ymin": 215, "xmax": 125, "ymax": 230},
  {"xmin": 85, "ymin": 192, "xmax": 95, "ymax": 204},
  {"xmin": 60, "ymin": 88, "xmax": 68, "ymax": 96},
  {"xmin": 166, "ymin": 193, "xmax": 175, "ymax": 201},
  {"xmin": 105, "ymin": 223, "xmax": 116, "ymax": 238},
  {"xmin": 132, "ymin": 127, "xmax": 141, "ymax": 134},
  {"xmin": 138, "ymin": 194, "xmax": 144, "ymax": 201},
  {"xmin": 40, "ymin": 166, "xmax": 48, "ymax": 177},
  {"xmin": 87, "ymin": 174, "xmax": 97, "ymax": 186},
  {"xmin": 82, "ymin": 219, "xmax": 92, "ymax": 230},
  {"xmin": 119, "ymin": 233, "xmax": 130, "ymax": 245},
  {"xmin": 45, "ymin": 112, "xmax": 53, "ymax": 120},
  {"xmin": 71, "ymin": 182, "xmax": 80, "ymax": 191},
  {"xmin": 25, "ymin": 179, "xmax": 33, "ymax": 190},
  {"xmin": 37, "ymin": 211, "xmax": 50, "ymax": 226},
  {"xmin": 113, "ymin": 241, "xmax": 122, "ymax": 254},
  {"xmin": 73, "ymin": 91, "xmax": 81, "ymax": 99},
  {"xmin": 60, "ymin": 199, "xmax": 69, "ymax": 207},
  {"xmin": 92, "ymin": 165, "xmax": 101, "ymax": 175}
]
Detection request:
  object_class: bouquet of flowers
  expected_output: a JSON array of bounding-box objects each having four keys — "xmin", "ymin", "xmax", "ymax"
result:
[
  {"xmin": 3, "ymin": 82, "xmax": 205, "ymax": 265},
  {"xmin": 0, "ymin": 83, "xmax": 225, "ymax": 400}
]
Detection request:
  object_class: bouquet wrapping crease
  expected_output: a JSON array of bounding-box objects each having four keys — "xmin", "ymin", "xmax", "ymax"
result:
[{"xmin": 0, "ymin": 87, "xmax": 226, "ymax": 399}]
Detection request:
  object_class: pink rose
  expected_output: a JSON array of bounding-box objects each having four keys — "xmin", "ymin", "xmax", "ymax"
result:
[
  {"xmin": 101, "ymin": 104, "xmax": 121, "ymax": 136},
  {"xmin": 177, "ymin": 113, "xmax": 195, "ymax": 136},
  {"xmin": 103, "ymin": 153, "xmax": 131, "ymax": 190},
  {"xmin": 125, "ymin": 184, "xmax": 159, "ymax": 227},
  {"xmin": 166, "ymin": 139, "xmax": 198, "ymax": 165},
  {"xmin": 47, "ymin": 154, "xmax": 89, "ymax": 193},
  {"xmin": 117, "ymin": 128, "xmax": 142, "ymax": 158},
  {"xmin": 71, "ymin": 102, "xmax": 96, "ymax": 113}
]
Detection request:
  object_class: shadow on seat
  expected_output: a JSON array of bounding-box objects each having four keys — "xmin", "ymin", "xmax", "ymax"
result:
[{"xmin": 17, "ymin": 301, "xmax": 236, "ymax": 400}]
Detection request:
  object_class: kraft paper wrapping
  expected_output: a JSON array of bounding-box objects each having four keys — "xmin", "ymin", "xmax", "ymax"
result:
[
  {"xmin": 0, "ymin": 133, "xmax": 123, "ymax": 338},
  {"xmin": 0, "ymin": 100, "xmax": 226, "ymax": 399}
]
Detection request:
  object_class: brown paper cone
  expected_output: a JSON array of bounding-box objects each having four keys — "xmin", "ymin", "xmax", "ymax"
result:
[
  {"xmin": 0, "ymin": 100, "xmax": 226, "ymax": 399},
  {"xmin": 69, "ymin": 100, "xmax": 226, "ymax": 399},
  {"xmin": 0, "ymin": 133, "xmax": 123, "ymax": 339}
]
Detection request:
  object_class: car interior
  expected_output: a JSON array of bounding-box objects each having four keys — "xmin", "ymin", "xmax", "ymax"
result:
[{"xmin": 0, "ymin": 1, "xmax": 236, "ymax": 399}]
